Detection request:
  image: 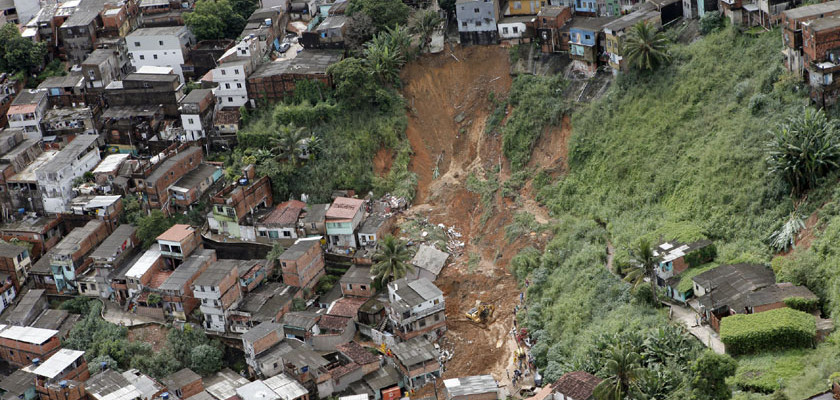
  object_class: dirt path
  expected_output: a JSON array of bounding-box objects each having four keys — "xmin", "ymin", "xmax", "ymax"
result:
[{"xmin": 399, "ymin": 46, "xmax": 565, "ymax": 397}]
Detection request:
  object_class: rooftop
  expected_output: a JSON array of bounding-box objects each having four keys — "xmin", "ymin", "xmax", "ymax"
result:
[
  {"xmin": 261, "ymin": 200, "xmax": 306, "ymax": 227},
  {"xmin": 204, "ymin": 368, "xmax": 250, "ymax": 400},
  {"xmin": 326, "ymin": 197, "xmax": 365, "ymax": 220},
  {"xmin": 552, "ymin": 371, "xmax": 602, "ymax": 399},
  {"xmin": 10, "ymin": 89, "xmax": 47, "ymax": 106},
  {"xmin": 805, "ymin": 15, "xmax": 840, "ymax": 31},
  {"xmin": 250, "ymin": 50, "xmax": 344, "ymax": 79},
  {"xmin": 53, "ymin": 220, "xmax": 105, "ymax": 257},
  {"xmin": 93, "ymin": 154, "xmax": 131, "ymax": 174},
  {"xmin": 0, "ymin": 241, "xmax": 26, "ymax": 258},
  {"xmin": 340, "ymin": 265, "xmax": 372, "ymax": 285},
  {"xmin": 654, "ymin": 239, "xmax": 713, "ymax": 263},
  {"xmin": 157, "ymin": 224, "xmax": 196, "ymax": 242},
  {"xmin": 37, "ymin": 135, "xmax": 99, "ymax": 175},
  {"xmin": 0, "ymin": 325, "xmax": 58, "ymax": 345},
  {"xmin": 336, "ymin": 341, "xmax": 379, "ymax": 365},
  {"xmin": 317, "ymin": 314, "xmax": 351, "ymax": 331},
  {"xmin": 38, "ymin": 73, "xmax": 85, "ymax": 90},
  {"xmin": 127, "ymin": 25, "xmax": 189, "ymax": 37},
  {"xmin": 171, "ymin": 163, "xmax": 220, "ymax": 191},
  {"xmin": 443, "ymin": 375, "xmax": 498, "ymax": 398},
  {"xmin": 100, "ymin": 105, "xmax": 162, "ymax": 119},
  {"xmin": 193, "ymin": 259, "xmax": 238, "ymax": 287},
  {"xmin": 603, "ymin": 9, "xmax": 660, "ymax": 32},
  {"xmin": 537, "ymin": 5, "xmax": 569, "ymax": 17},
  {"xmin": 86, "ymin": 369, "xmax": 134, "ymax": 400},
  {"xmin": 0, "ymin": 369, "xmax": 35, "ymax": 396},
  {"xmin": 694, "ymin": 263, "xmax": 776, "ymax": 312},
  {"xmin": 32, "ymin": 349, "xmax": 85, "ymax": 379},
  {"xmin": 6, "ymin": 289, "xmax": 45, "ymax": 322},
  {"xmin": 282, "ymin": 311, "xmax": 320, "ymax": 330},
  {"xmin": 302, "ymin": 203, "xmax": 330, "ymax": 223},
  {"xmin": 358, "ymin": 213, "xmax": 389, "ymax": 235},
  {"xmin": 569, "ymin": 16, "xmax": 616, "ymax": 31},
  {"xmin": 146, "ymin": 146, "xmax": 203, "ymax": 186},
  {"xmin": 162, "ymin": 368, "xmax": 201, "ymax": 389},
  {"xmin": 262, "ymin": 374, "xmax": 308, "ymax": 400},
  {"xmin": 236, "ymin": 381, "xmax": 279, "ymax": 400},
  {"xmin": 241, "ymin": 321, "xmax": 283, "ymax": 344},
  {"xmin": 328, "ymin": 296, "xmax": 367, "ymax": 318},
  {"xmin": 410, "ymin": 245, "xmax": 448, "ymax": 277},
  {"xmin": 159, "ymin": 249, "xmax": 215, "ymax": 292},
  {"xmin": 278, "ymin": 239, "xmax": 320, "ymax": 260},
  {"xmin": 0, "ymin": 216, "xmax": 58, "ymax": 233},
  {"xmin": 237, "ymin": 282, "xmax": 297, "ymax": 322},
  {"xmin": 125, "ymin": 247, "xmax": 162, "ymax": 279},
  {"xmin": 783, "ymin": 0, "xmax": 840, "ymax": 19},
  {"xmin": 746, "ymin": 283, "xmax": 817, "ymax": 307},
  {"xmin": 181, "ymin": 88, "xmax": 214, "ymax": 104},
  {"xmin": 363, "ymin": 364, "xmax": 400, "ymax": 390},
  {"xmin": 214, "ymin": 109, "xmax": 240, "ymax": 126},
  {"xmin": 390, "ymin": 278, "xmax": 443, "ymax": 307},
  {"xmin": 9, "ymin": 151, "xmax": 58, "ymax": 183},
  {"xmin": 390, "ymin": 336, "xmax": 438, "ymax": 367}
]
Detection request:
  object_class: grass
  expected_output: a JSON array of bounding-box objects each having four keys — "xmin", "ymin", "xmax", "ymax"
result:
[{"xmin": 730, "ymin": 344, "xmax": 840, "ymax": 398}]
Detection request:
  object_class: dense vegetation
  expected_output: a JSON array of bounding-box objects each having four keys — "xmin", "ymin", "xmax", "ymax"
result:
[
  {"xmin": 510, "ymin": 25, "xmax": 840, "ymax": 398},
  {"xmin": 720, "ymin": 308, "xmax": 816, "ymax": 355},
  {"xmin": 185, "ymin": 0, "xmax": 258, "ymax": 41}
]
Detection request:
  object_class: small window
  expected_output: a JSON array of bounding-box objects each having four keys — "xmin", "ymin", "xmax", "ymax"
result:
[
  {"xmin": 474, "ymin": 7, "xmax": 479, "ymax": 12},
  {"xmin": 159, "ymin": 40, "xmax": 163, "ymax": 46},
  {"xmin": 153, "ymin": 54, "xmax": 158, "ymax": 59},
  {"xmin": 360, "ymin": 285, "xmax": 367, "ymax": 290},
  {"xmin": 221, "ymin": 69, "xmax": 226, "ymax": 75},
  {"xmin": 134, "ymin": 41, "xmax": 140, "ymax": 46},
  {"xmin": 236, "ymin": 83, "xmax": 242, "ymax": 88},
  {"xmin": 234, "ymin": 69, "xmax": 239, "ymax": 74},
  {"xmin": 513, "ymin": 26, "xmax": 519, "ymax": 33},
  {"xmin": 585, "ymin": 34, "xmax": 590, "ymax": 40},
  {"xmin": 225, "ymin": 83, "xmax": 230, "ymax": 89},
  {"xmin": 139, "ymin": 55, "xmax": 145, "ymax": 60},
  {"xmin": 188, "ymin": 118, "xmax": 194, "ymax": 124},
  {"xmin": 503, "ymin": 27, "xmax": 509, "ymax": 33},
  {"xmin": 476, "ymin": 21, "xmax": 482, "ymax": 26},
  {"xmin": 227, "ymin": 97, "xmax": 233, "ymax": 102},
  {"xmin": 462, "ymin": 21, "xmax": 467, "ymax": 27}
]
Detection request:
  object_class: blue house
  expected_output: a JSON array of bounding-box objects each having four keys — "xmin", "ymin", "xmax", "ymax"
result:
[{"xmin": 569, "ymin": 17, "xmax": 614, "ymax": 75}]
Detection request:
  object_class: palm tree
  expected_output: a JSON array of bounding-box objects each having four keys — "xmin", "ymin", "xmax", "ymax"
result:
[
  {"xmin": 271, "ymin": 123, "xmax": 309, "ymax": 164},
  {"xmin": 410, "ymin": 10, "xmax": 443, "ymax": 52},
  {"xmin": 623, "ymin": 21, "xmax": 671, "ymax": 71},
  {"xmin": 624, "ymin": 238, "xmax": 660, "ymax": 304},
  {"xmin": 371, "ymin": 235, "xmax": 413, "ymax": 284},
  {"xmin": 767, "ymin": 108, "xmax": 840, "ymax": 196},
  {"xmin": 593, "ymin": 344, "xmax": 645, "ymax": 400},
  {"xmin": 364, "ymin": 38, "xmax": 406, "ymax": 85}
]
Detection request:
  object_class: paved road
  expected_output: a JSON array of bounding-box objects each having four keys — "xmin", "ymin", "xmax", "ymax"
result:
[{"xmin": 669, "ymin": 303, "xmax": 726, "ymax": 354}]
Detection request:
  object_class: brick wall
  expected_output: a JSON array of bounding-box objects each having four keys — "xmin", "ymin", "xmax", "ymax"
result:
[
  {"xmin": 804, "ymin": 23, "xmax": 840, "ymax": 65},
  {"xmin": 281, "ymin": 244, "xmax": 324, "ymax": 289},
  {"xmin": 0, "ymin": 335, "xmax": 60, "ymax": 367},
  {"xmin": 179, "ymin": 378, "xmax": 204, "ymax": 399}
]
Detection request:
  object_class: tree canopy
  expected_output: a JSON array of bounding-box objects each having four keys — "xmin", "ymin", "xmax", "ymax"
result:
[
  {"xmin": 623, "ymin": 21, "xmax": 671, "ymax": 71},
  {"xmin": 371, "ymin": 235, "xmax": 413, "ymax": 283},
  {"xmin": 185, "ymin": 0, "xmax": 247, "ymax": 41},
  {"xmin": 767, "ymin": 108, "xmax": 840, "ymax": 196},
  {"xmin": 347, "ymin": 0, "xmax": 410, "ymax": 32},
  {"xmin": 689, "ymin": 351, "xmax": 737, "ymax": 400},
  {"xmin": 0, "ymin": 24, "xmax": 46, "ymax": 74}
]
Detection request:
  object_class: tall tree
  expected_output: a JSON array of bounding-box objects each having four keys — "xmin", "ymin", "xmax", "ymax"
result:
[
  {"xmin": 593, "ymin": 344, "xmax": 645, "ymax": 400},
  {"xmin": 363, "ymin": 28, "xmax": 409, "ymax": 85},
  {"xmin": 345, "ymin": 13, "xmax": 377, "ymax": 52},
  {"xmin": 623, "ymin": 21, "xmax": 671, "ymax": 71},
  {"xmin": 0, "ymin": 24, "xmax": 46, "ymax": 74},
  {"xmin": 136, "ymin": 210, "xmax": 176, "ymax": 249},
  {"xmin": 624, "ymin": 238, "xmax": 660, "ymax": 304},
  {"xmin": 409, "ymin": 9, "xmax": 443, "ymax": 52},
  {"xmin": 371, "ymin": 235, "xmax": 413, "ymax": 283},
  {"xmin": 689, "ymin": 351, "xmax": 737, "ymax": 400},
  {"xmin": 184, "ymin": 0, "xmax": 246, "ymax": 41},
  {"xmin": 767, "ymin": 108, "xmax": 840, "ymax": 196},
  {"xmin": 190, "ymin": 344, "xmax": 223, "ymax": 375}
]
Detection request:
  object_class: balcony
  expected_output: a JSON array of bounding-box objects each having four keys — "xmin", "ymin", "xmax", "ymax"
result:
[{"xmin": 390, "ymin": 302, "xmax": 445, "ymax": 325}]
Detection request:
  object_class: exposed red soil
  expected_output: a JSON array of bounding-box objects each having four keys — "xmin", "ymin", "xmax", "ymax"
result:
[
  {"xmin": 373, "ymin": 147, "xmax": 394, "ymax": 177},
  {"xmin": 127, "ymin": 324, "xmax": 169, "ymax": 352}
]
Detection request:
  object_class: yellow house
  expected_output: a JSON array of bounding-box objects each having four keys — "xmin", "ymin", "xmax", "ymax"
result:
[
  {"xmin": 504, "ymin": 0, "xmax": 546, "ymax": 15},
  {"xmin": 603, "ymin": 5, "xmax": 660, "ymax": 73}
]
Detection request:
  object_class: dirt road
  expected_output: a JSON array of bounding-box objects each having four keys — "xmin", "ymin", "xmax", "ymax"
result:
[{"xmin": 393, "ymin": 45, "xmax": 568, "ymax": 396}]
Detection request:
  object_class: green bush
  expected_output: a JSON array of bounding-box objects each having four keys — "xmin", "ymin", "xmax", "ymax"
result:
[
  {"xmin": 720, "ymin": 308, "xmax": 816, "ymax": 355},
  {"xmin": 684, "ymin": 243, "xmax": 717, "ymax": 267},
  {"xmin": 501, "ymin": 75, "xmax": 569, "ymax": 170},
  {"xmin": 783, "ymin": 297, "xmax": 819, "ymax": 313}
]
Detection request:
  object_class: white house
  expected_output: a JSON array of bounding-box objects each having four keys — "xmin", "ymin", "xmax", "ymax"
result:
[
  {"xmin": 202, "ymin": 36, "xmax": 259, "ymax": 109},
  {"xmin": 498, "ymin": 16, "xmax": 533, "ymax": 42},
  {"xmin": 126, "ymin": 26, "xmax": 195, "ymax": 82},
  {"xmin": 6, "ymin": 89, "xmax": 48, "ymax": 140},
  {"xmin": 34, "ymin": 135, "xmax": 101, "ymax": 214}
]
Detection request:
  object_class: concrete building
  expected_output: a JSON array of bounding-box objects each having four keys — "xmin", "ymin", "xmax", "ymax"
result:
[
  {"xmin": 386, "ymin": 278, "xmax": 446, "ymax": 341},
  {"xmin": 47, "ymin": 220, "xmax": 109, "ymax": 294},
  {"xmin": 456, "ymin": 0, "xmax": 501, "ymax": 45},
  {"xmin": 443, "ymin": 376, "xmax": 500, "ymax": 400},
  {"xmin": 246, "ymin": 50, "xmax": 343, "ymax": 102},
  {"xmin": 603, "ymin": 6, "xmax": 661, "ymax": 73},
  {"xmin": 6, "ymin": 89, "xmax": 48, "ymax": 141},
  {"xmin": 339, "ymin": 265, "xmax": 374, "ymax": 298},
  {"xmin": 34, "ymin": 135, "xmax": 101, "ymax": 214},
  {"xmin": 782, "ymin": 1, "xmax": 840, "ymax": 77},
  {"xmin": 5, "ymin": 289, "xmax": 47, "ymax": 326},
  {"xmin": 278, "ymin": 239, "xmax": 325, "ymax": 290},
  {"xmin": 192, "ymin": 259, "xmax": 243, "ymax": 332},
  {"xmin": 0, "ymin": 326, "xmax": 60, "ymax": 367},
  {"xmin": 104, "ymin": 67, "xmax": 185, "ymax": 118},
  {"xmin": 58, "ymin": 0, "xmax": 106, "ymax": 65},
  {"xmin": 156, "ymin": 224, "xmax": 202, "ymax": 266},
  {"xmin": 388, "ymin": 337, "xmax": 441, "ymax": 390},
  {"xmin": 161, "ymin": 368, "xmax": 203, "ymax": 399},
  {"xmin": 325, "ymin": 197, "xmax": 365, "ymax": 250},
  {"xmin": 88, "ymin": 224, "xmax": 138, "ymax": 299},
  {"xmin": 168, "ymin": 164, "xmax": 223, "ymax": 211},
  {"xmin": 0, "ymin": 242, "xmax": 31, "ymax": 292},
  {"xmin": 207, "ymin": 166, "xmax": 273, "ymax": 240},
  {"xmin": 179, "ymin": 89, "xmax": 216, "ymax": 142},
  {"xmin": 157, "ymin": 248, "xmax": 215, "ymax": 320},
  {"xmin": 140, "ymin": 146, "xmax": 204, "ymax": 213},
  {"xmin": 122, "ymin": 246, "xmax": 163, "ymax": 302},
  {"xmin": 82, "ymin": 49, "xmax": 125, "ymax": 91},
  {"xmin": 242, "ymin": 321, "xmax": 285, "ymax": 376},
  {"xmin": 127, "ymin": 26, "xmax": 196, "ymax": 82},
  {"xmin": 31, "ymin": 348, "xmax": 89, "ymax": 399}
]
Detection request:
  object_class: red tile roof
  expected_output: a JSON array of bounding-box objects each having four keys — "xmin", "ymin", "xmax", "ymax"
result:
[
  {"xmin": 157, "ymin": 224, "xmax": 195, "ymax": 242},
  {"xmin": 336, "ymin": 341, "xmax": 380, "ymax": 365},
  {"xmin": 262, "ymin": 200, "xmax": 306, "ymax": 226},
  {"xmin": 329, "ymin": 362, "xmax": 361, "ymax": 379},
  {"xmin": 552, "ymin": 371, "xmax": 601, "ymax": 400},
  {"xmin": 317, "ymin": 314, "xmax": 351, "ymax": 331},
  {"xmin": 328, "ymin": 297, "xmax": 367, "ymax": 319},
  {"xmin": 326, "ymin": 197, "xmax": 364, "ymax": 220}
]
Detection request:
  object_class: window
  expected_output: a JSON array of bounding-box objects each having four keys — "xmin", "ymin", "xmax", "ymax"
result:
[
  {"xmin": 226, "ymin": 207, "xmax": 235, "ymax": 217},
  {"xmin": 134, "ymin": 41, "xmax": 140, "ymax": 46},
  {"xmin": 311, "ymin": 223, "xmax": 317, "ymax": 229},
  {"xmin": 268, "ymin": 231, "xmax": 279, "ymax": 239},
  {"xmin": 346, "ymin": 284, "xmax": 352, "ymax": 290},
  {"xmin": 225, "ymin": 83, "xmax": 231, "ymax": 89},
  {"xmin": 227, "ymin": 97, "xmax": 233, "ymax": 103},
  {"xmin": 236, "ymin": 83, "xmax": 242, "ymax": 88},
  {"xmin": 513, "ymin": 26, "xmax": 519, "ymax": 33},
  {"xmin": 283, "ymin": 231, "xmax": 291, "ymax": 237},
  {"xmin": 503, "ymin": 27, "xmax": 509, "ymax": 33},
  {"xmin": 159, "ymin": 40, "xmax": 163, "ymax": 46},
  {"xmin": 234, "ymin": 69, "xmax": 239, "ymax": 74},
  {"xmin": 476, "ymin": 21, "xmax": 482, "ymax": 26},
  {"xmin": 139, "ymin": 55, "xmax": 145, "ymax": 60},
  {"xmin": 462, "ymin": 22, "xmax": 467, "ymax": 27},
  {"xmin": 514, "ymin": 1, "xmax": 522, "ymax": 8},
  {"xmin": 474, "ymin": 7, "xmax": 479, "ymax": 12},
  {"xmin": 153, "ymin": 54, "xmax": 158, "ymax": 59},
  {"xmin": 360, "ymin": 285, "xmax": 366, "ymax": 290},
  {"xmin": 419, "ymin": 319, "xmax": 426, "ymax": 327},
  {"xmin": 434, "ymin": 313, "xmax": 440, "ymax": 321},
  {"xmin": 221, "ymin": 69, "xmax": 226, "ymax": 75},
  {"xmin": 434, "ymin": 299, "xmax": 440, "ymax": 305},
  {"xmin": 584, "ymin": 34, "xmax": 590, "ymax": 40},
  {"xmin": 188, "ymin": 118, "xmax": 194, "ymax": 124},
  {"xmin": 258, "ymin": 231, "xmax": 267, "ymax": 237}
]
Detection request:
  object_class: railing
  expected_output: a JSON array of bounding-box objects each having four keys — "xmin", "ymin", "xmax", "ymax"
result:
[{"xmin": 390, "ymin": 302, "xmax": 445, "ymax": 325}]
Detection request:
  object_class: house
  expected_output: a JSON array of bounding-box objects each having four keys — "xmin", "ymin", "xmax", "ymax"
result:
[
  {"xmin": 803, "ymin": 15, "xmax": 840, "ymax": 108},
  {"xmin": 653, "ymin": 239, "xmax": 715, "ymax": 300},
  {"xmin": 57, "ymin": 0, "xmax": 107, "ymax": 65},
  {"xmin": 213, "ymin": 109, "xmax": 241, "ymax": 137},
  {"xmin": 255, "ymin": 200, "xmax": 307, "ymax": 243},
  {"xmin": 193, "ymin": 259, "xmax": 244, "ymax": 332},
  {"xmin": 683, "ymin": 0, "xmax": 718, "ymax": 18},
  {"xmin": 229, "ymin": 282, "xmax": 298, "ymax": 333},
  {"xmin": 207, "ymin": 166, "xmax": 273, "ymax": 240},
  {"xmin": 262, "ymin": 374, "xmax": 309, "ymax": 400},
  {"xmin": 6, "ymin": 90, "xmax": 48, "ymax": 141},
  {"xmin": 257, "ymin": 340, "xmax": 329, "ymax": 384},
  {"xmin": 0, "ymin": 275, "xmax": 16, "ymax": 318},
  {"xmin": 168, "ymin": 164, "xmax": 223, "ymax": 211},
  {"xmin": 301, "ymin": 204, "xmax": 330, "ymax": 237},
  {"xmin": 141, "ymin": 146, "xmax": 204, "ymax": 213},
  {"xmin": 336, "ymin": 341, "xmax": 381, "ymax": 376},
  {"xmin": 87, "ymin": 224, "xmax": 138, "ymax": 298},
  {"xmin": 745, "ymin": 283, "xmax": 818, "ymax": 314},
  {"xmin": 408, "ymin": 245, "xmax": 448, "ymax": 282},
  {"xmin": 0, "ymin": 369, "xmax": 36, "ymax": 400},
  {"xmin": 692, "ymin": 263, "xmax": 776, "ymax": 331},
  {"xmin": 328, "ymin": 296, "xmax": 368, "ymax": 321},
  {"xmin": 282, "ymin": 312, "xmax": 321, "ymax": 344},
  {"xmin": 456, "ymin": 0, "xmax": 501, "ymax": 45},
  {"xmin": 237, "ymin": 259, "xmax": 274, "ymax": 293},
  {"xmin": 156, "ymin": 248, "xmax": 216, "ymax": 320},
  {"xmin": 201, "ymin": 39, "xmax": 256, "ymax": 110},
  {"xmin": 387, "ymin": 278, "xmax": 446, "ymax": 341},
  {"xmin": 42, "ymin": 107, "xmax": 97, "ymax": 139},
  {"xmin": 648, "ymin": 0, "xmax": 684, "ymax": 25},
  {"xmin": 35, "ymin": 135, "xmax": 102, "ymax": 214},
  {"xmin": 340, "ymin": 265, "xmax": 374, "ymax": 298},
  {"xmin": 246, "ymin": 50, "xmax": 343, "ymax": 102},
  {"xmin": 0, "ymin": 242, "xmax": 31, "ymax": 292},
  {"xmin": 568, "ymin": 17, "xmax": 614, "ymax": 76},
  {"xmin": 325, "ymin": 197, "xmax": 365, "ymax": 250},
  {"xmin": 162, "ymin": 368, "xmax": 204, "ymax": 399},
  {"xmin": 47, "ymin": 220, "xmax": 110, "ymax": 294},
  {"xmin": 65, "ymin": 195, "xmax": 124, "ymax": 233},
  {"xmin": 360, "ymin": 365, "xmax": 401, "ymax": 400},
  {"xmin": 204, "ymin": 369, "xmax": 250, "ymax": 400},
  {"xmin": 5, "ymin": 289, "xmax": 47, "ymax": 326},
  {"xmin": 603, "ymin": 6, "xmax": 661, "ymax": 73},
  {"xmin": 5, "ymin": 150, "xmax": 58, "ymax": 216},
  {"xmin": 300, "ymin": 15, "xmax": 348, "ymax": 49},
  {"xmin": 443, "ymin": 375, "xmax": 499, "ymax": 400},
  {"xmin": 498, "ymin": 16, "xmax": 534, "ymax": 44},
  {"xmin": 0, "ymin": 326, "xmax": 60, "ymax": 367},
  {"xmin": 99, "ymin": 106, "xmax": 164, "ymax": 153},
  {"xmin": 278, "ymin": 239, "xmax": 325, "ymax": 290},
  {"xmin": 552, "ymin": 371, "xmax": 602, "ymax": 400},
  {"xmin": 127, "ymin": 26, "xmax": 196, "ymax": 82},
  {"xmin": 30, "ymin": 349, "xmax": 89, "ymax": 398},
  {"xmin": 37, "ymin": 74, "xmax": 86, "ymax": 109},
  {"xmin": 30, "ymin": 309, "xmax": 80, "ymax": 340},
  {"xmin": 0, "ymin": 216, "xmax": 63, "ymax": 259},
  {"xmin": 0, "ymin": 76, "xmax": 22, "ymax": 128},
  {"xmin": 92, "ymin": 153, "xmax": 131, "ymax": 190},
  {"xmin": 242, "ymin": 322, "xmax": 285, "ymax": 376},
  {"xmin": 179, "ymin": 89, "xmax": 217, "ymax": 142},
  {"xmin": 357, "ymin": 214, "xmax": 392, "ymax": 249},
  {"xmin": 388, "ymin": 337, "xmax": 441, "ymax": 390},
  {"xmin": 104, "ymin": 67, "xmax": 185, "ymax": 118},
  {"xmin": 86, "ymin": 369, "xmax": 160, "ymax": 400},
  {"xmin": 240, "ymin": 8, "xmax": 287, "ymax": 59},
  {"xmin": 781, "ymin": 1, "xmax": 840, "ymax": 76},
  {"xmin": 122, "ymin": 246, "xmax": 164, "ymax": 302},
  {"xmin": 190, "ymin": 40, "xmax": 236, "ymax": 80}
]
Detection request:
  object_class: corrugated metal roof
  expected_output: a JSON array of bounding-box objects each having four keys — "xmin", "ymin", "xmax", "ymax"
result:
[
  {"xmin": 125, "ymin": 247, "xmax": 161, "ymax": 279},
  {"xmin": 443, "ymin": 375, "xmax": 498, "ymax": 398},
  {"xmin": 263, "ymin": 374, "xmax": 308, "ymax": 400},
  {"xmin": 0, "ymin": 325, "xmax": 58, "ymax": 344},
  {"xmin": 32, "ymin": 349, "xmax": 85, "ymax": 379}
]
